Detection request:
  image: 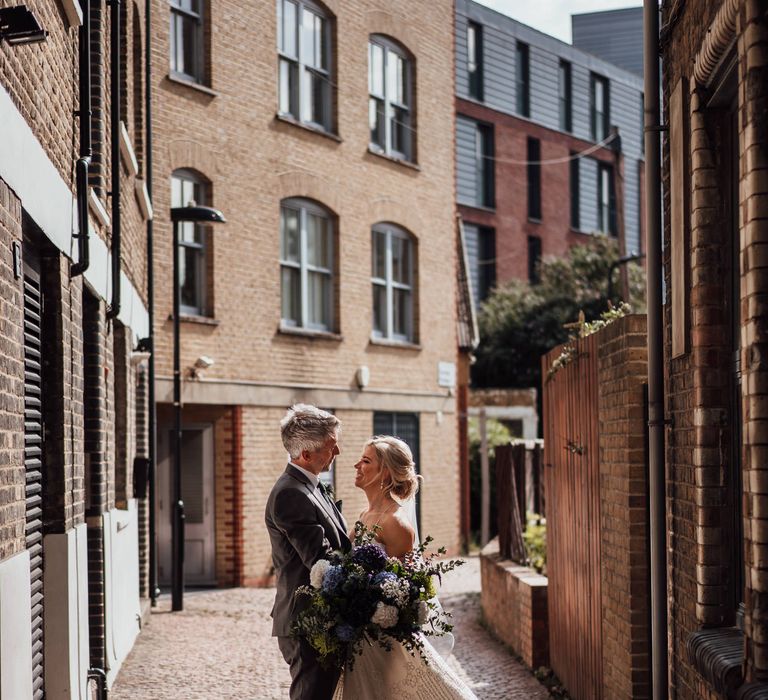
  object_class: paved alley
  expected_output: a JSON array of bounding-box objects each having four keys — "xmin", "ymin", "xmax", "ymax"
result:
[{"xmin": 112, "ymin": 557, "xmax": 551, "ymax": 699}]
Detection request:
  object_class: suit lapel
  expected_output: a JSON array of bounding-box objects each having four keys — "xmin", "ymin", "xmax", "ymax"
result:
[{"xmin": 286, "ymin": 464, "xmax": 349, "ymax": 546}]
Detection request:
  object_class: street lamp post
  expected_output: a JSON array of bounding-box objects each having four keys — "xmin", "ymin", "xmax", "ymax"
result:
[{"xmin": 170, "ymin": 204, "xmax": 226, "ymax": 612}]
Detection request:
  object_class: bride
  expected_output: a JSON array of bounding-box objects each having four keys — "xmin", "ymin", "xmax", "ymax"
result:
[{"xmin": 335, "ymin": 436, "xmax": 478, "ymax": 700}]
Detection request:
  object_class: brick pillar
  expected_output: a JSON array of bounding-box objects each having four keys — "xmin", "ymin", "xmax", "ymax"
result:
[
  {"xmin": 598, "ymin": 314, "xmax": 651, "ymax": 699},
  {"xmin": 739, "ymin": 1, "xmax": 768, "ymax": 684},
  {"xmin": 135, "ymin": 362, "xmax": 150, "ymax": 598},
  {"xmin": 83, "ymin": 290, "xmax": 107, "ymax": 669}
]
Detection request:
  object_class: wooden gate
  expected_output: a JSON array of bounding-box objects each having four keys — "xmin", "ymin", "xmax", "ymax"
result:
[{"xmin": 542, "ymin": 334, "xmax": 602, "ymax": 700}]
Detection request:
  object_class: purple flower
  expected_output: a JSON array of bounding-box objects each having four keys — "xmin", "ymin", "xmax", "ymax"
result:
[
  {"xmin": 351, "ymin": 543, "xmax": 388, "ymax": 572},
  {"xmin": 321, "ymin": 565, "xmax": 345, "ymax": 593},
  {"xmin": 335, "ymin": 624, "xmax": 356, "ymax": 642}
]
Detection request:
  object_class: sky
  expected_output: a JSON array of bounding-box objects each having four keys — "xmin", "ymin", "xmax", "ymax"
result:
[{"xmin": 473, "ymin": 0, "xmax": 641, "ymax": 44}]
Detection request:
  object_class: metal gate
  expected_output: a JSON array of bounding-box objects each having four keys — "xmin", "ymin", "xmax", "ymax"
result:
[
  {"xmin": 542, "ymin": 334, "xmax": 602, "ymax": 700},
  {"xmin": 23, "ymin": 261, "xmax": 45, "ymax": 699}
]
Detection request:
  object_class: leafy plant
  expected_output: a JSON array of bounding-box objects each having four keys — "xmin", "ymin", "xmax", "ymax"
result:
[
  {"xmin": 523, "ymin": 512, "xmax": 546, "ymax": 575},
  {"xmin": 472, "ymin": 236, "xmax": 645, "ymax": 389}
]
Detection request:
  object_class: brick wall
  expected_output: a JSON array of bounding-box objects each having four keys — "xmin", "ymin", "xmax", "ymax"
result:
[
  {"xmin": 661, "ymin": 0, "xmax": 768, "ymax": 693},
  {"xmin": 597, "ymin": 314, "xmax": 650, "ymax": 699},
  {"xmin": 0, "ymin": 180, "xmax": 25, "ymax": 562}
]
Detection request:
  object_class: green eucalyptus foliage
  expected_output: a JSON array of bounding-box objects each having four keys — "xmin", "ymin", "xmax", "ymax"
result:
[{"xmin": 472, "ymin": 236, "xmax": 646, "ymax": 388}]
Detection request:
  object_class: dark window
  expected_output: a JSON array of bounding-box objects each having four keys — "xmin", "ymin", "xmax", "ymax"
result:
[
  {"xmin": 590, "ymin": 73, "xmax": 610, "ymax": 141},
  {"xmin": 516, "ymin": 42, "xmax": 530, "ymax": 118},
  {"xmin": 373, "ymin": 413, "xmax": 420, "ymax": 531},
  {"xmin": 527, "ymin": 137, "xmax": 541, "ymax": 221},
  {"xmin": 277, "ymin": 0, "xmax": 333, "ymax": 132},
  {"xmin": 475, "ymin": 123, "xmax": 494, "ymax": 208},
  {"xmin": 528, "ymin": 236, "xmax": 542, "ymax": 284},
  {"xmin": 597, "ymin": 163, "xmax": 617, "ymax": 235},
  {"xmin": 570, "ymin": 154, "xmax": 580, "ymax": 229},
  {"xmin": 559, "ymin": 60, "xmax": 572, "ymax": 132},
  {"xmin": 467, "ymin": 21, "xmax": 483, "ymax": 100},
  {"xmin": 170, "ymin": 0, "xmax": 204, "ymax": 83},
  {"xmin": 171, "ymin": 170, "xmax": 211, "ymax": 315},
  {"xmin": 478, "ymin": 227, "xmax": 496, "ymax": 302},
  {"xmin": 369, "ymin": 36, "xmax": 414, "ymax": 161}
]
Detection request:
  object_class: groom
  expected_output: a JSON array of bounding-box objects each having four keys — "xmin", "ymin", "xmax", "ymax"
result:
[{"xmin": 265, "ymin": 404, "xmax": 351, "ymax": 700}]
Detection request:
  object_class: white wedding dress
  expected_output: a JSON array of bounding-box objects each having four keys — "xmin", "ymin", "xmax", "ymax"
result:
[{"xmin": 334, "ymin": 498, "xmax": 478, "ymax": 700}]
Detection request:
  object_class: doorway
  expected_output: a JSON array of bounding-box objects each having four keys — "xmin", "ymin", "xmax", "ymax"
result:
[{"xmin": 157, "ymin": 424, "xmax": 216, "ymax": 585}]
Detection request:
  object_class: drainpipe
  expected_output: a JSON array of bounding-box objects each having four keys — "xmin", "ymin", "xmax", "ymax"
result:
[
  {"xmin": 145, "ymin": 0, "xmax": 159, "ymax": 605},
  {"xmin": 644, "ymin": 1, "xmax": 668, "ymax": 697},
  {"xmin": 72, "ymin": 0, "xmax": 92, "ymax": 278},
  {"xmin": 106, "ymin": 0, "xmax": 121, "ymax": 319}
]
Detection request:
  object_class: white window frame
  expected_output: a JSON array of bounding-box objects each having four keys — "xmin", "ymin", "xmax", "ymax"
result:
[
  {"xmin": 467, "ymin": 21, "xmax": 482, "ymax": 100},
  {"xmin": 171, "ymin": 170, "xmax": 209, "ymax": 316},
  {"xmin": 170, "ymin": 0, "xmax": 204, "ymax": 83},
  {"xmin": 280, "ymin": 198, "xmax": 334, "ymax": 332},
  {"xmin": 371, "ymin": 224, "xmax": 414, "ymax": 342},
  {"xmin": 597, "ymin": 163, "xmax": 614, "ymax": 235},
  {"xmin": 277, "ymin": 0, "xmax": 332, "ymax": 131},
  {"xmin": 368, "ymin": 35, "xmax": 413, "ymax": 162}
]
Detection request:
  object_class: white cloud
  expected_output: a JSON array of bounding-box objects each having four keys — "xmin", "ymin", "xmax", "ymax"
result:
[{"xmin": 473, "ymin": 0, "xmax": 641, "ymax": 44}]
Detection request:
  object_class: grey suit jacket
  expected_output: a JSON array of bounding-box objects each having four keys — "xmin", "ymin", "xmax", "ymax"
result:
[{"xmin": 265, "ymin": 464, "xmax": 351, "ymax": 637}]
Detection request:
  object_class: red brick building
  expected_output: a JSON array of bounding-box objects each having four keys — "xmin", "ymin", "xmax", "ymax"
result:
[
  {"xmin": 662, "ymin": 0, "xmax": 768, "ymax": 695},
  {"xmin": 455, "ymin": 0, "xmax": 645, "ymax": 303}
]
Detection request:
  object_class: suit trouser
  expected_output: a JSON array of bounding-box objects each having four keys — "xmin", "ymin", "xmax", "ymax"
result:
[{"xmin": 277, "ymin": 636, "xmax": 340, "ymax": 700}]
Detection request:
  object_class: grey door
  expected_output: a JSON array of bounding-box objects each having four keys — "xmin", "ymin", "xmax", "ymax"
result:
[{"xmin": 157, "ymin": 424, "xmax": 216, "ymax": 585}]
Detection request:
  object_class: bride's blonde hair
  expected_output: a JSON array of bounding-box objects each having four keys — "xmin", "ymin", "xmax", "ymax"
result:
[{"xmin": 366, "ymin": 435, "xmax": 421, "ymax": 501}]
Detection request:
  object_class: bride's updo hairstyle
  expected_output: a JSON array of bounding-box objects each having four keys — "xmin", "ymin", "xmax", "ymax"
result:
[{"xmin": 366, "ymin": 435, "xmax": 422, "ymax": 501}]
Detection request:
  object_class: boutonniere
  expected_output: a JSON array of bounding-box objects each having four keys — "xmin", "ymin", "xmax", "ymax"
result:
[{"xmin": 319, "ymin": 481, "xmax": 335, "ymax": 501}]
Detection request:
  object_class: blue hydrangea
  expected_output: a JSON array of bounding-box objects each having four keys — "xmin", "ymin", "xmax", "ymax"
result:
[
  {"xmin": 372, "ymin": 571, "xmax": 397, "ymax": 586},
  {"xmin": 350, "ymin": 543, "xmax": 388, "ymax": 572},
  {"xmin": 335, "ymin": 624, "xmax": 356, "ymax": 642},
  {"xmin": 321, "ymin": 565, "xmax": 345, "ymax": 593}
]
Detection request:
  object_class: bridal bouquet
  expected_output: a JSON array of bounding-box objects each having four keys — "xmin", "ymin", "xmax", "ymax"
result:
[{"xmin": 293, "ymin": 522, "xmax": 464, "ymax": 669}]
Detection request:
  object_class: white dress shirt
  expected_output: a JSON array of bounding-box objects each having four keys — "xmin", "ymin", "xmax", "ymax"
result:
[{"xmin": 289, "ymin": 462, "xmax": 319, "ymax": 490}]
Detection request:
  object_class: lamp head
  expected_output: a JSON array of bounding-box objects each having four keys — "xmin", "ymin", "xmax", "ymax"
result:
[{"xmin": 170, "ymin": 205, "xmax": 226, "ymax": 224}]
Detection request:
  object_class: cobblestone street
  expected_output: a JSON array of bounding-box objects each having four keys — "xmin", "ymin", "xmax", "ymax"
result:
[{"xmin": 112, "ymin": 556, "xmax": 551, "ymax": 699}]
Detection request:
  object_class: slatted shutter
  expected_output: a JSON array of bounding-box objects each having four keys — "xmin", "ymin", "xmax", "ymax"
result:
[{"xmin": 23, "ymin": 263, "xmax": 45, "ymax": 699}]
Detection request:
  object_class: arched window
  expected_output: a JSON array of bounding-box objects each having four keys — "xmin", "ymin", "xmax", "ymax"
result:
[
  {"xmin": 368, "ymin": 35, "xmax": 414, "ymax": 162},
  {"xmin": 371, "ymin": 223, "xmax": 415, "ymax": 342},
  {"xmin": 280, "ymin": 198, "xmax": 335, "ymax": 331},
  {"xmin": 171, "ymin": 169, "xmax": 212, "ymax": 315},
  {"xmin": 277, "ymin": 0, "xmax": 334, "ymax": 132}
]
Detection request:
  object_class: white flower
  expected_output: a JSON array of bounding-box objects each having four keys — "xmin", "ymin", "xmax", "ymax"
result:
[
  {"xmin": 417, "ymin": 600, "xmax": 429, "ymax": 625},
  {"xmin": 371, "ymin": 602, "xmax": 399, "ymax": 629},
  {"xmin": 309, "ymin": 559, "xmax": 331, "ymax": 589},
  {"xmin": 380, "ymin": 578, "xmax": 409, "ymax": 608}
]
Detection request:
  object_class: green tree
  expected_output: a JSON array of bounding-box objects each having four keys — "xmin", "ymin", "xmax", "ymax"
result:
[{"xmin": 472, "ymin": 236, "xmax": 645, "ymax": 388}]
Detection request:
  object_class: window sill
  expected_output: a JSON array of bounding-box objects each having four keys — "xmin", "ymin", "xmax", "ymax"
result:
[
  {"xmin": 368, "ymin": 337, "xmax": 421, "ymax": 351},
  {"xmin": 168, "ymin": 313, "xmax": 220, "ymax": 326},
  {"xmin": 366, "ymin": 147, "xmax": 420, "ymax": 171},
  {"xmin": 277, "ymin": 325, "xmax": 343, "ymax": 341},
  {"xmin": 458, "ymin": 202, "xmax": 496, "ymax": 214},
  {"xmin": 528, "ymin": 217, "xmax": 542, "ymax": 225},
  {"xmin": 166, "ymin": 72, "xmax": 219, "ymax": 97},
  {"xmin": 686, "ymin": 627, "xmax": 743, "ymax": 696},
  {"xmin": 274, "ymin": 114, "xmax": 342, "ymax": 143}
]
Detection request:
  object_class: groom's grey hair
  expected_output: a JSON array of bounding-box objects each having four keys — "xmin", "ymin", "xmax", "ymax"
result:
[{"xmin": 280, "ymin": 404, "xmax": 340, "ymax": 459}]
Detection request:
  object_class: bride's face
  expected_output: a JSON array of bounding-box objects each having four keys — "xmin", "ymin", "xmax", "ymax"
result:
[{"xmin": 354, "ymin": 445, "xmax": 384, "ymax": 490}]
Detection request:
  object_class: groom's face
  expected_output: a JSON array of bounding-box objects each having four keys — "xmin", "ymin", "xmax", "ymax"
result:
[{"xmin": 307, "ymin": 433, "xmax": 339, "ymax": 474}]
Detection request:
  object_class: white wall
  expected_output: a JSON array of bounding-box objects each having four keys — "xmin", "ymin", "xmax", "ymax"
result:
[
  {"xmin": 0, "ymin": 550, "xmax": 34, "ymax": 698},
  {"xmin": 43, "ymin": 524, "xmax": 90, "ymax": 700},
  {"xmin": 104, "ymin": 501, "xmax": 141, "ymax": 688}
]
